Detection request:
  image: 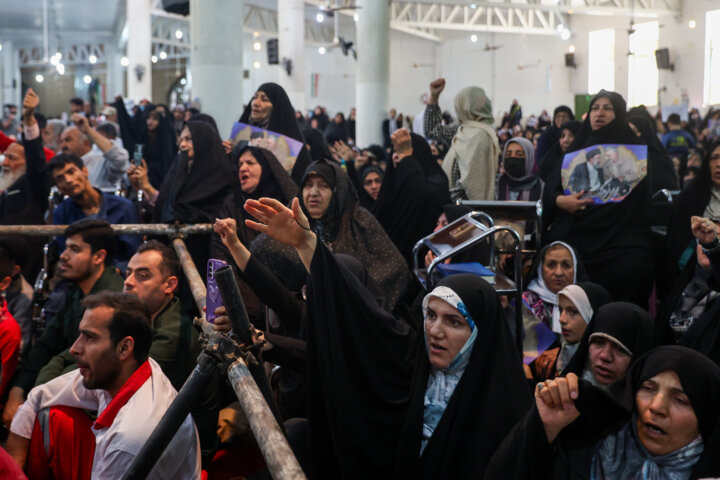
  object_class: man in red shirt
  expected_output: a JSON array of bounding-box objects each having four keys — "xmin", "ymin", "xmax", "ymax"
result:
[{"xmin": 0, "ymin": 244, "xmax": 21, "ymax": 403}]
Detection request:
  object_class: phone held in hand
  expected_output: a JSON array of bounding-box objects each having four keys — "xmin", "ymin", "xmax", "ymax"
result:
[
  {"xmin": 134, "ymin": 144, "xmax": 144, "ymax": 167},
  {"xmin": 206, "ymin": 259, "xmax": 227, "ymax": 323}
]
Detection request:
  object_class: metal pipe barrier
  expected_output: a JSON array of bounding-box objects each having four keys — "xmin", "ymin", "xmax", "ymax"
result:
[
  {"xmin": 119, "ymin": 236, "xmax": 305, "ymax": 479},
  {"xmin": 0, "ymin": 223, "xmax": 213, "ymax": 236}
]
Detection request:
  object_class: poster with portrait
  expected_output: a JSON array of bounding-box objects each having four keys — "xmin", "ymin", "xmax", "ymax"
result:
[
  {"xmin": 561, "ymin": 144, "xmax": 647, "ymax": 204},
  {"xmin": 229, "ymin": 122, "xmax": 304, "ymax": 172}
]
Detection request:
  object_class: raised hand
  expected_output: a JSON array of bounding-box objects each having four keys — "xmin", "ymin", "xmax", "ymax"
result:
[
  {"xmin": 691, "ymin": 216, "xmax": 719, "ymax": 246},
  {"xmin": 244, "ymin": 197, "xmax": 311, "ymax": 248},
  {"xmin": 429, "ymin": 78, "xmax": 446, "ymax": 104},
  {"xmin": 71, "ymin": 113, "xmax": 90, "ymax": 133},
  {"xmin": 390, "ymin": 128, "xmax": 413, "ymax": 162},
  {"xmin": 214, "ymin": 218, "xmax": 240, "ymax": 249},
  {"xmin": 22, "ymin": 88, "xmax": 40, "ymax": 123},
  {"xmin": 535, "ymin": 373, "xmax": 580, "ymax": 443},
  {"xmin": 244, "ymin": 197, "xmax": 317, "ymax": 271}
]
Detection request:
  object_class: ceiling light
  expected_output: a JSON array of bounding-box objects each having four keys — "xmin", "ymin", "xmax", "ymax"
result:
[
  {"xmin": 253, "ymin": 61, "xmax": 261, "ymax": 69},
  {"xmin": 470, "ymin": 34, "xmax": 478, "ymax": 42},
  {"xmin": 83, "ymin": 75, "xmax": 92, "ymax": 84},
  {"xmin": 180, "ymin": 78, "xmax": 187, "ymax": 85},
  {"xmin": 353, "ymin": 14, "xmax": 359, "ymax": 22},
  {"xmin": 120, "ymin": 56, "xmax": 130, "ymax": 67},
  {"xmin": 470, "ymin": 3, "xmax": 477, "ymax": 9},
  {"xmin": 151, "ymin": 55, "xmax": 158, "ymax": 63},
  {"xmin": 159, "ymin": 51, "xmax": 167, "ymax": 59},
  {"xmin": 88, "ymin": 54, "xmax": 97, "ymax": 64},
  {"xmin": 688, "ymin": 19, "xmax": 696, "ymax": 29},
  {"xmin": 318, "ymin": 46, "xmax": 326, "ymax": 54},
  {"xmin": 253, "ymin": 41, "xmax": 261, "ymax": 51},
  {"xmin": 316, "ymin": 13, "xmax": 324, "ymax": 23},
  {"xmin": 561, "ymin": 29, "xmax": 571, "ymax": 40},
  {"xmin": 568, "ymin": 44, "xmax": 576, "ymax": 53},
  {"xmin": 56, "ymin": 63, "xmax": 65, "ymax": 75},
  {"xmin": 35, "ymin": 74, "xmax": 43, "ymax": 83},
  {"xmin": 0, "ymin": 44, "xmax": 3, "ymax": 52},
  {"xmin": 175, "ymin": 29, "xmax": 183, "ymax": 39}
]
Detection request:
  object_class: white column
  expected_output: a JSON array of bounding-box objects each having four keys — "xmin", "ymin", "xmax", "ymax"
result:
[
  {"xmin": 190, "ymin": 0, "xmax": 244, "ymax": 138},
  {"xmin": 1, "ymin": 41, "xmax": 21, "ymax": 108},
  {"xmin": 105, "ymin": 45, "xmax": 125, "ymax": 102},
  {"xmin": 355, "ymin": 0, "xmax": 390, "ymax": 147},
  {"xmin": 278, "ymin": 0, "xmax": 305, "ymax": 113},
  {"xmin": 127, "ymin": 0, "xmax": 152, "ymax": 101}
]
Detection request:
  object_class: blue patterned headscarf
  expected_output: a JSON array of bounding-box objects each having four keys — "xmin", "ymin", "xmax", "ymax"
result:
[{"xmin": 420, "ymin": 286, "xmax": 477, "ymax": 454}]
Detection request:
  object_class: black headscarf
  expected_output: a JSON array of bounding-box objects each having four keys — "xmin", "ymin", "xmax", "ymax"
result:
[
  {"xmin": 626, "ymin": 106, "xmax": 679, "ymax": 192},
  {"xmin": 393, "ymin": 274, "xmax": 532, "ymax": 479},
  {"xmin": 547, "ymin": 90, "xmax": 649, "ymax": 258},
  {"xmin": 538, "ymin": 120, "xmax": 583, "ymax": 182},
  {"xmin": 190, "ymin": 112, "xmax": 220, "ymax": 136},
  {"xmin": 575, "ymin": 281, "xmax": 613, "ymax": 313},
  {"xmin": 536, "ymin": 105, "xmax": 576, "ymax": 163},
  {"xmin": 563, "ymin": 302, "xmax": 655, "ymax": 379},
  {"xmin": 251, "ymin": 161, "xmax": 411, "ymax": 309},
  {"xmin": 143, "ymin": 110, "xmax": 177, "ymax": 189},
  {"xmin": 374, "ymin": 133, "xmax": 448, "ymax": 264},
  {"xmin": 609, "ymin": 345, "xmax": 720, "ymax": 477},
  {"xmin": 302, "ymin": 127, "xmax": 334, "ymax": 162},
  {"xmin": 324, "ymin": 118, "xmax": 349, "ymax": 144},
  {"xmin": 239, "ymin": 82, "xmax": 312, "ymax": 184},
  {"xmin": 153, "ymin": 120, "xmax": 236, "ymax": 223},
  {"xmin": 358, "ymin": 165, "xmax": 383, "ymax": 211}
]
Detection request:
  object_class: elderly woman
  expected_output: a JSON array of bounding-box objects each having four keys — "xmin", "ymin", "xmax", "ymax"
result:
[
  {"xmin": 523, "ymin": 241, "xmax": 585, "ymax": 331},
  {"xmin": 529, "ymin": 282, "xmax": 612, "ymax": 382},
  {"xmin": 251, "ymin": 160, "xmax": 411, "ymax": 310},
  {"xmin": 242, "ymin": 196, "xmax": 531, "ymax": 478},
  {"xmin": 487, "ymin": 345, "xmax": 720, "ymax": 479},
  {"xmin": 497, "ymin": 136, "xmax": 544, "ymax": 201},
  {"xmin": 238, "ymin": 82, "xmax": 313, "ymax": 183}
]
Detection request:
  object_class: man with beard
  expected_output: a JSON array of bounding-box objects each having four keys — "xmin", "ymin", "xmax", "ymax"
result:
[
  {"xmin": 2, "ymin": 219, "xmax": 124, "ymax": 429},
  {"xmin": 5, "ymin": 292, "xmax": 200, "ymax": 479}
]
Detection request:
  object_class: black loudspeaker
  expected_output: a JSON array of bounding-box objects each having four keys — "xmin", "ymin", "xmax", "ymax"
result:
[
  {"xmin": 161, "ymin": 0, "xmax": 189, "ymax": 15},
  {"xmin": 655, "ymin": 48, "xmax": 674, "ymax": 70},
  {"xmin": 267, "ymin": 39, "xmax": 279, "ymax": 65},
  {"xmin": 565, "ymin": 53, "xmax": 576, "ymax": 68}
]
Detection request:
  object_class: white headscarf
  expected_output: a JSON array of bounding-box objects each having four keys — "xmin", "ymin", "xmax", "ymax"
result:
[{"xmin": 527, "ymin": 241, "xmax": 578, "ymax": 333}]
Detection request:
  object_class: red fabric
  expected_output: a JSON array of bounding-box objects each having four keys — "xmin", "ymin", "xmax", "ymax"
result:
[
  {"xmin": 0, "ymin": 132, "xmax": 13, "ymax": 153},
  {"xmin": 42, "ymin": 147, "xmax": 55, "ymax": 162},
  {"xmin": 204, "ymin": 445, "xmax": 266, "ymax": 479},
  {"xmin": 93, "ymin": 360, "xmax": 151, "ymax": 430},
  {"xmin": 0, "ymin": 299, "xmax": 21, "ymax": 400},
  {"xmin": 0, "ymin": 447, "xmax": 27, "ymax": 480},
  {"xmin": 27, "ymin": 406, "xmax": 96, "ymax": 480}
]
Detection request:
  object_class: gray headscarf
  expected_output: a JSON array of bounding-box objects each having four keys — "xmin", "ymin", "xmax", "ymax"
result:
[
  {"xmin": 454, "ymin": 86, "xmax": 494, "ymax": 125},
  {"xmin": 501, "ymin": 137, "xmax": 536, "ymax": 181}
]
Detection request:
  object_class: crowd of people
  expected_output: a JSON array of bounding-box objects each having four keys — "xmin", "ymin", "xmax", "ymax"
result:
[{"xmin": 0, "ymin": 74, "xmax": 718, "ymax": 479}]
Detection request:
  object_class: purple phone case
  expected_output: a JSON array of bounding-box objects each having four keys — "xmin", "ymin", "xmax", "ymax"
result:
[{"xmin": 206, "ymin": 259, "xmax": 227, "ymax": 323}]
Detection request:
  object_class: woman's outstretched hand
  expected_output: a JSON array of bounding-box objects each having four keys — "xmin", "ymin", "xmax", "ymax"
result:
[
  {"xmin": 244, "ymin": 197, "xmax": 317, "ymax": 271},
  {"xmin": 535, "ymin": 373, "xmax": 580, "ymax": 444}
]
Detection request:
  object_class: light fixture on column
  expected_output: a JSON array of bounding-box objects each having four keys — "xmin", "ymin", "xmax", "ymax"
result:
[
  {"xmin": 35, "ymin": 74, "xmax": 44, "ymax": 83},
  {"xmin": 121, "ymin": 56, "xmax": 130, "ymax": 67},
  {"xmin": 353, "ymin": 14, "xmax": 359, "ymax": 22},
  {"xmin": 688, "ymin": 19, "xmax": 696, "ymax": 29},
  {"xmin": 83, "ymin": 75, "xmax": 92, "ymax": 84},
  {"xmin": 89, "ymin": 55, "xmax": 97, "ymax": 64},
  {"xmin": 568, "ymin": 44, "xmax": 576, "ymax": 53},
  {"xmin": 151, "ymin": 55, "xmax": 158, "ymax": 63},
  {"xmin": 159, "ymin": 51, "xmax": 167, "ymax": 60},
  {"xmin": 253, "ymin": 42, "xmax": 261, "ymax": 51},
  {"xmin": 253, "ymin": 61, "xmax": 261, "ymax": 69}
]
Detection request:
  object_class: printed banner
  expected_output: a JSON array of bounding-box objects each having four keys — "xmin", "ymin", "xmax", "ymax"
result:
[
  {"xmin": 229, "ymin": 122, "xmax": 304, "ymax": 172},
  {"xmin": 561, "ymin": 144, "xmax": 648, "ymax": 204}
]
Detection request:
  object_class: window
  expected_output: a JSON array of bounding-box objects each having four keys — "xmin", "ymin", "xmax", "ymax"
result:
[
  {"xmin": 588, "ymin": 29, "xmax": 615, "ymax": 94},
  {"xmin": 627, "ymin": 21, "xmax": 659, "ymax": 107},
  {"xmin": 705, "ymin": 10, "xmax": 720, "ymax": 105}
]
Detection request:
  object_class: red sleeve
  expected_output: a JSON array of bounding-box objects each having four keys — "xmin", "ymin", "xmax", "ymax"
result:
[
  {"xmin": 0, "ymin": 132, "xmax": 13, "ymax": 153},
  {"xmin": 0, "ymin": 312, "xmax": 21, "ymax": 399},
  {"xmin": 43, "ymin": 147, "xmax": 55, "ymax": 162}
]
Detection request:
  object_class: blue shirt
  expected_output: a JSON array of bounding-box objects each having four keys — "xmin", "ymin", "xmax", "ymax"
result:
[
  {"xmin": 661, "ymin": 129, "xmax": 696, "ymax": 159},
  {"xmin": 53, "ymin": 189, "xmax": 140, "ymax": 269}
]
